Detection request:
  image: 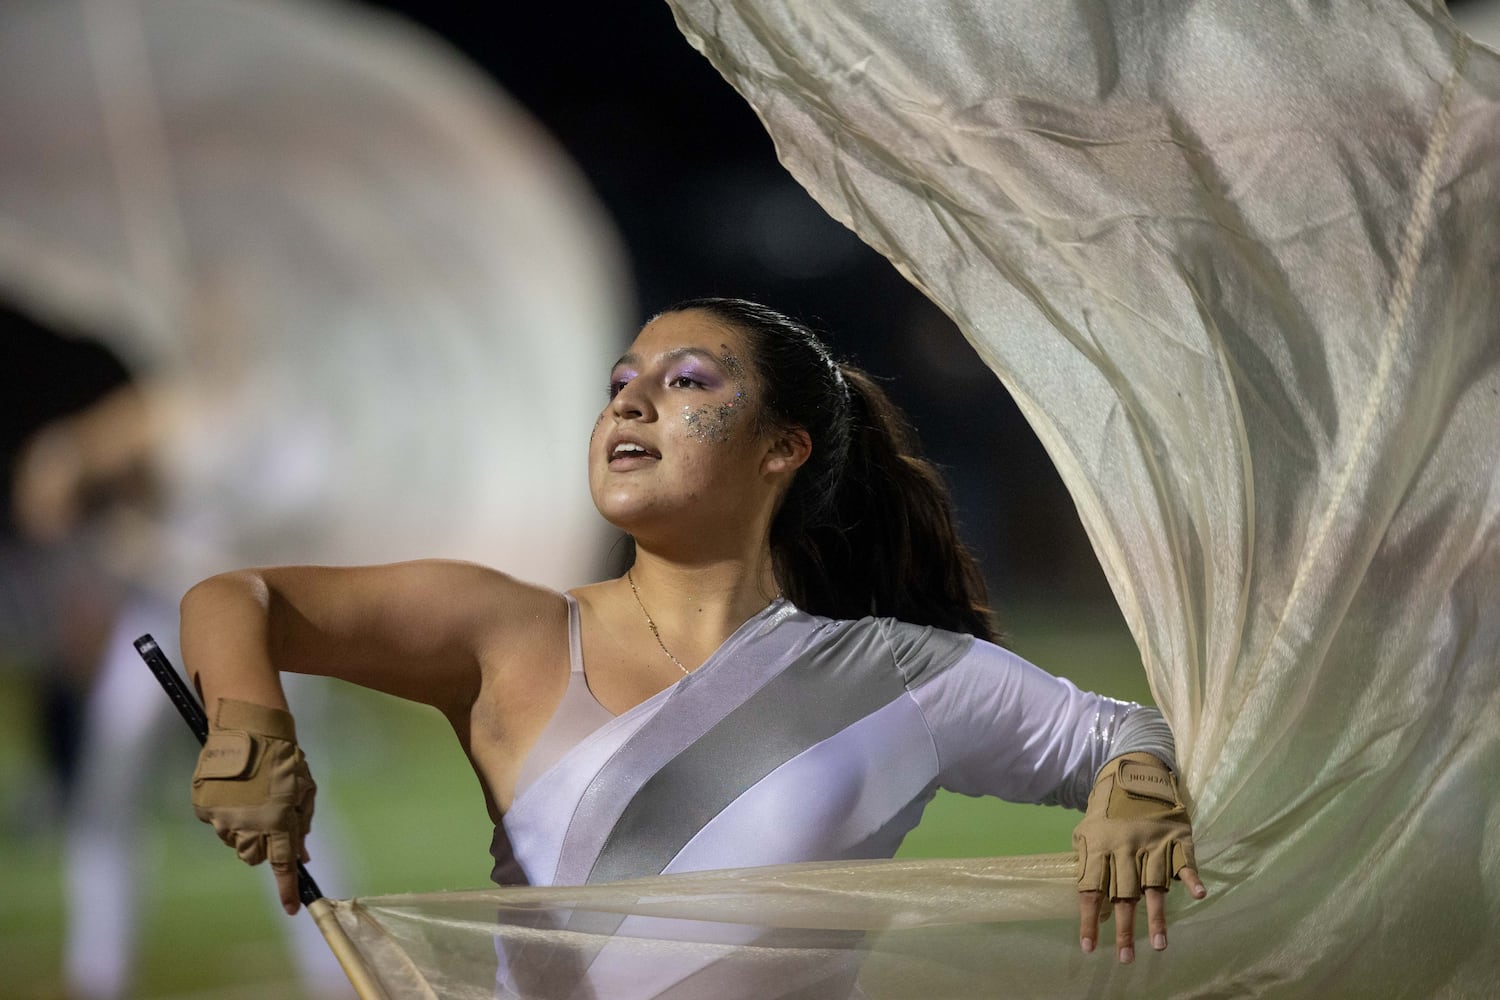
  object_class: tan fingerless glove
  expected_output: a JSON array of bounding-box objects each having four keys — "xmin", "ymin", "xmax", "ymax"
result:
[
  {"xmin": 1072, "ymin": 751, "xmax": 1195, "ymax": 899},
  {"xmin": 192, "ymin": 698, "xmax": 316, "ymax": 868}
]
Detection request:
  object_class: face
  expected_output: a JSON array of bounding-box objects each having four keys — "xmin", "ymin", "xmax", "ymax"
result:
[{"xmin": 589, "ymin": 310, "xmax": 778, "ymax": 540}]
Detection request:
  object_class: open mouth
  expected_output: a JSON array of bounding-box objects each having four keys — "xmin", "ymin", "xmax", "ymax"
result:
[{"xmin": 610, "ymin": 441, "xmax": 661, "ymax": 464}]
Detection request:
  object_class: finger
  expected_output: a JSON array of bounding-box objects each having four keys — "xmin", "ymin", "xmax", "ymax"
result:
[
  {"xmin": 264, "ymin": 831, "xmax": 303, "ymax": 915},
  {"xmin": 294, "ymin": 829, "xmax": 310, "ymax": 864},
  {"xmin": 1113, "ymin": 896, "xmax": 1136, "ymax": 964},
  {"xmin": 272, "ymin": 860, "xmax": 301, "ymax": 915},
  {"xmin": 1146, "ymin": 887, "xmax": 1168, "ymax": 951},
  {"xmin": 300, "ymin": 780, "xmax": 317, "ymax": 827},
  {"xmin": 267, "ymin": 830, "xmax": 294, "ymax": 867},
  {"xmin": 1180, "ymin": 866, "xmax": 1208, "ymax": 899},
  {"xmin": 234, "ymin": 831, "xmax": 267, "ymax": 866},
  {"xmin": 1142, "ymin": 845, "xmax": 1172, "ymax": 890},
  {"xmin": 1078, "ymin": 890, "xmax": 1104, "ymax": 954},
  {"xmin": 1111, "ymin": 850, "xmax": 1142, "ymax": 901}
]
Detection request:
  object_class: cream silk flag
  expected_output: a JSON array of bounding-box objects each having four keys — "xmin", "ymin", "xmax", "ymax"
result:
[
  {"xmin": 322, "ymin": 2, "xmax": 1499, "ymax": 998},
  {"xmin": 5, "ymin": 0, "xmax": 1493, "ymax": 996}
]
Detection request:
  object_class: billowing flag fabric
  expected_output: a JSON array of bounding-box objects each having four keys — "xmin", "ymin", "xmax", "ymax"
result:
[
  {"xmin": 328, "ymin": 3, "xmax": 1499, "ymax": 998},
  {"xmin": 5, "ymin": 0, "xmax": 1494, "ymax": 997}
]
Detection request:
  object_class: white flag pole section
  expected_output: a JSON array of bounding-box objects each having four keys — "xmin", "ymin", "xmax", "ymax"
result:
[
  {"xmin": 134, "ymin": 634, "xmax": 391, "ymax": 1000},
  {"xmin": 305, "ymin": 899, "xmax": 390, "ymax": 1000}
]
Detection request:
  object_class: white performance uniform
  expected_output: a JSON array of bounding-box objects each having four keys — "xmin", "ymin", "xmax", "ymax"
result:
[{"xmin": 487, "ymin": 596, "xmax": 1174, "ymax": 999}]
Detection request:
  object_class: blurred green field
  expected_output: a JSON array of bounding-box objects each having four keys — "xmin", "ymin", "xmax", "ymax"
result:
[{"xmin": 0, "ymin": 602, "xmax": 1146, "ymax": 999}]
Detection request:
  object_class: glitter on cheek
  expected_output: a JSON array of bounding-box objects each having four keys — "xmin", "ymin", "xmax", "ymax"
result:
[
  {"xmin": 678, "ymin": 347, "xmax": 753, "ymax": 443},
  {"xmin": 682, "ymin": 389, "xmax": 747, "ymax": 443}
]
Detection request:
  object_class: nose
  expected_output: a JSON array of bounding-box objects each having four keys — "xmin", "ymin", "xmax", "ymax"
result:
[{"xmin": 609, "ymin": 377, "xmax": 656, "ymax": 421}]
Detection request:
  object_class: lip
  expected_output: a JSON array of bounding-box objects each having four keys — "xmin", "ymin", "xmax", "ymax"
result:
[{"xmin": 605, "ymin": 431, "xmax": 661, "ymax": 468}]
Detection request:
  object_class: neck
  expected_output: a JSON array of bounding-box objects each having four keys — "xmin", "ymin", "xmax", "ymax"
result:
[{"xmin": 624, "ymin": 546, "xmax": 781, "ymax": 655}]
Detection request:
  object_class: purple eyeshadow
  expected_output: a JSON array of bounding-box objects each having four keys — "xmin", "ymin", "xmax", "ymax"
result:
[
  {"xmin": 672, "ymin": 363, "xmax": 722, "ymax": 389},
  {"xmin": 608, "ymin": 366, "xmax": 638, "ymax": 396}
]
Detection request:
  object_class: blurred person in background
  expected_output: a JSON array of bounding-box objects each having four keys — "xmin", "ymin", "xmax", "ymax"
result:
[
  {"xmin": 1, "ymin": 312, "xmax": 134, "ymax": 834},
  {"xmin": 0, "ymin": 0, "xmax": 631, "ymax": 995},
  {"xmin": 5, "ymin": 305, "xmax": 356, "ymax": 998}
]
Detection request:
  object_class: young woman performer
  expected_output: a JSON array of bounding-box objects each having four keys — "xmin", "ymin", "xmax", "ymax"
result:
[{"xmin": 182, "ymin": 298, "xmax": 1204, "ymax": 974}]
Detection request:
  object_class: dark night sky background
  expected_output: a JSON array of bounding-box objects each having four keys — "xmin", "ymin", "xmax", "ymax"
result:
[{"xmin": 356, "ymin": 1, "xmax": 1111, "ymax": 607}]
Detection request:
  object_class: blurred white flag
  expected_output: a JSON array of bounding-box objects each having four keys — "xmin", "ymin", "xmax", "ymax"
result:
[{"xmin": 0, "ymin": 0, "xmax": 632, "ymax": 592}]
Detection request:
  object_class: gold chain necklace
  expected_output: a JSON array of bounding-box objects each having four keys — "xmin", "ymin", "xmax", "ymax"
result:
[{"xmin": 626, "ymin": 568, "xmax": 689, "ymax": 676}]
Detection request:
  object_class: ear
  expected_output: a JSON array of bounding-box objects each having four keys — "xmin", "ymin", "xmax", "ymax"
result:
[{"xmin": 762, "ymin": 426, "xmax": 813, "ymax": 478}]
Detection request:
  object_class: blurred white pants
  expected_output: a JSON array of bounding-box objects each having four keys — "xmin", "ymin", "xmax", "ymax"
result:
[{"xmin": 64, "ymin": 592, "xmax": 354, "ymax": 999}]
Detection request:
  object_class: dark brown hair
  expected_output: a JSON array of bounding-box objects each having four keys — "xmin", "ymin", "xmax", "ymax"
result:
[{"xmin": 668, "ymin": 297, "xmax": 997, "ymax": 642}]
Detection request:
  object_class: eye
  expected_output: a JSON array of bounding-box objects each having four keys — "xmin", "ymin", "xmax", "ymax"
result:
[
  {"xmin": 669, "ymin": 374, "xmax": 704, "ymax": 390},
  {"xmin": 607, "ymin": 375, "xmax": 631, "ymax": 398}
]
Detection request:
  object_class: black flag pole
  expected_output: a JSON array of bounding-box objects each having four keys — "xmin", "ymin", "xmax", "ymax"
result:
[
  {"xmin": 134, "ymin": 633, "xmax": 390, "ymax": 1000},
  {"xmin": 133, "ymin": 634, "xmax": 323, "ymax": 904}
]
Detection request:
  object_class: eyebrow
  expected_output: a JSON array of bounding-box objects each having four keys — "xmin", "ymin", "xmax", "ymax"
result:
[{"xmin": 611, "ymin": 347, "xmax": 725, "ymax": 371}]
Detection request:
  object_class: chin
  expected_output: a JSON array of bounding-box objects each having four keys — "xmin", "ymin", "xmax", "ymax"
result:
[
  {"xmin": 592, "ymin": 492, "xmax": 655, "ymax": 533},
  {"xmin": 603, "ymin": 505, "xmax": 698, "ymax": 554}
]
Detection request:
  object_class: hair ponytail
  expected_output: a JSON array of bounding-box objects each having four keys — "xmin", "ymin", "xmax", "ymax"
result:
[
  {"xmin": 785, "ymin": 366, "xmax": 997, "ymax": 642},
  {"xmin": 668, "ymin": 297, "xmax": 997, "ymax": 642}
]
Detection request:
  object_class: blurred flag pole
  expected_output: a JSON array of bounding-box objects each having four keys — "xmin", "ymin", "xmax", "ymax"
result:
[{"xmin": 133, "ymin": 633, "xmax": 390, "ymax": 1000}]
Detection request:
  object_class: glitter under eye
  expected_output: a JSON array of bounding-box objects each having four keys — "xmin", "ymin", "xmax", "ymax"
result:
[{"xmin": 682, "ymin": 389, "xmax": 748, "ymax": 442}]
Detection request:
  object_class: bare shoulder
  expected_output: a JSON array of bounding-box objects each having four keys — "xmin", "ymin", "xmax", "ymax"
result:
[
  {"xmin": 401, "ymin": 558, "xmax": 564, "ymax": 621},
  {"xmin": 456, "ymin": 563, "xmax": 571, "ymax": 660},
  {"xmin": 378, "ymin": 560, "xmax": 573, "ymax": 676},
  {"xmin": 325, "ymin": 558, "xmax": 561, "ymax": 622},
  {"xmin": 566, "ymin": 578, "xmax": 615, "ymax": 615},
  {"xmin": 241, "ymin": 558, "xmax": 572, "ymax": 711}
]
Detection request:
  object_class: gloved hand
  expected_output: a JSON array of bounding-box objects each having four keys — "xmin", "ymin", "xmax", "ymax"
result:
[
  {"xmin": 1073, "ymin": 751, "xmax": 1205, "ymax": 962},
  {"xmin": 192, "ymin": 698, "xmax": 316, "ymax": 910}
]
